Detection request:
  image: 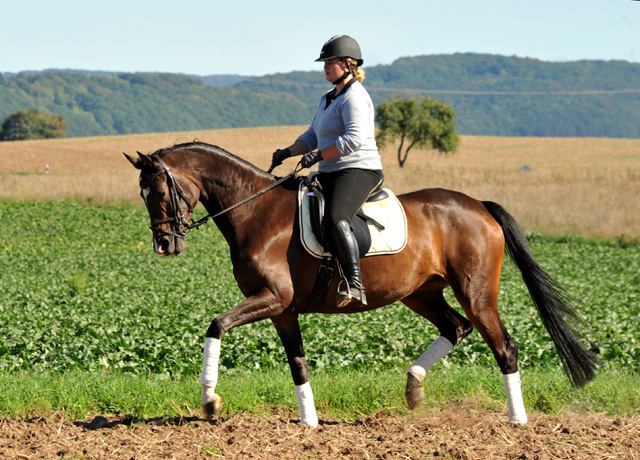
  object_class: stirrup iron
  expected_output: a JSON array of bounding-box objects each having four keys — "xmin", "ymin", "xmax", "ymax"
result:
[{"xmin": 336, "ymin": 277, "xmax": 367, "ymax": 307}]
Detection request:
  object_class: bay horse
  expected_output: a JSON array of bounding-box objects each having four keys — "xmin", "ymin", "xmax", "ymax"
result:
[{"xmin": 124, "ymin": 142, "xmax": 598, "ymax": 426}]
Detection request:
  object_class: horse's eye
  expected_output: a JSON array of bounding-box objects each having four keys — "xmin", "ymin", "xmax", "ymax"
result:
[{"xmin": 156, "ymin": 192, "xmax": 166, "ymax": 199}]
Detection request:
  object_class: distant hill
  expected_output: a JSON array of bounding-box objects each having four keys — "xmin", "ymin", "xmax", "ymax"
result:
[
  {"xmin": 1, "ymin": 53, "xmax": 639, "ymax": 138},
  {"xmin": 0, "ymin": 69, "xmax": 247, "ymax": 87}
]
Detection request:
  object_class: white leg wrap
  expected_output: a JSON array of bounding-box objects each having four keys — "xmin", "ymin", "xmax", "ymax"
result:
[
  {"xmin": 295, "ymin": 382, "xmax": 318, "ymax": 428},
  {"xmin": 200, "ymin": 337, "xmax": 221, "ymax": 399},
  {"xmin": 503, "ymin": 371, "xmax": 527, "ymax": 424},
  {"xmin": 408, "ymin": 336, "xmax": 453, "ymax": 383}
]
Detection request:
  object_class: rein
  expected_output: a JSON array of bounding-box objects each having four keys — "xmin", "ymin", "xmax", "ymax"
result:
[
  {"xmin": 188, "ymin": 161, "xmax": 302, "ymax": 230},
  {"xmin": 148, "ymin": 156, "xmax": 302, "ymax": 238}
]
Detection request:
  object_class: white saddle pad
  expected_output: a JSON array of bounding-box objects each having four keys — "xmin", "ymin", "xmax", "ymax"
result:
[{"xmin": 298, "ymin": 180, "xmax": 408, "ymax": 259}]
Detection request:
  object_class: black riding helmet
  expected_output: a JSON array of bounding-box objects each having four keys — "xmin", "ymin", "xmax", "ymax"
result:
[{"xmin": 315, "ymin": 35, "xmax": 364, "ymax": 67}]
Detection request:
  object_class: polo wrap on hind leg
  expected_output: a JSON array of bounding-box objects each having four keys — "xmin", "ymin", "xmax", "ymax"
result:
[
  {"xmin": 295, "ymin": 382, "xmax": 318, "ymax": 427},
  {"xmin": 200, "ymin": 337, "xmax": 222, "ymax": 411},
  {"xmin": 408, "ymin": 336, "xmax": 453, "ymax": 382},
  {"xmin": 503, "ymin": 371, "xmax": 527, "ymax": 424}
]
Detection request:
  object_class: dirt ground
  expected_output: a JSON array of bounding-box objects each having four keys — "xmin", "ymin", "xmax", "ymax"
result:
[{"xmin": 1, "ymin": 408, "xmax": 638, "ymax": 460}]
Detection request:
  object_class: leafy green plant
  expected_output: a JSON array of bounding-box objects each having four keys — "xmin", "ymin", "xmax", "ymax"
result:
[{"xmin": 0, "ymin": 201, "xmax": 638, "ymax": 378}]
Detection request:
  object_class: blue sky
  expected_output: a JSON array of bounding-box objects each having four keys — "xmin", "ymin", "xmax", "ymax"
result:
[{"xmin": 2, "ymin": 0, "xmax": 638, "ymax": 76}]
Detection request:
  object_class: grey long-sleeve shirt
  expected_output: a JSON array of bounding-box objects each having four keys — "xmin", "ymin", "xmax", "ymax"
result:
[{"xmin": 297, "ymin": 80, "xmax": 383, "ymax": 173}]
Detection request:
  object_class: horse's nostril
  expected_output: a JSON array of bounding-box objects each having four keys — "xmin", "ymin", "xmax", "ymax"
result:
[{"xmin": 160, "ymin": 238, "xmax": 171, "ymax": 253}]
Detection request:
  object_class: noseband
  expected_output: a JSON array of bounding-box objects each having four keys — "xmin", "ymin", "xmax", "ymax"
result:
[{"xmin": 144, "ymin": 156, "xmax": 194, "ymax": 240}]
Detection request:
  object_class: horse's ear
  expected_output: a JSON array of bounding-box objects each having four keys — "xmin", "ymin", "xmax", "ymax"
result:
[
  {"xmin": 123, "ymin": 152, "xmax": 143, "ymax": 169},
  {"xmin": 136, "ymin": 151, "xmax": 155, "ymax": 168}
]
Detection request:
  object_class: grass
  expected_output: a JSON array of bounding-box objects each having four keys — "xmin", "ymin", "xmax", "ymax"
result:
[{"xmin": 1, "ymin": 366, "xmax": 638, "ymax": 422}]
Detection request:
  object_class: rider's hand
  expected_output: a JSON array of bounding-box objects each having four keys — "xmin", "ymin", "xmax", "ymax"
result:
[
  {"xmin": 270, "ymin": 148, "xmax": 291, "ymax": 171},
  {"xmin": 301, "ymin": 150, "xmax": 323, "ymax": 169}
]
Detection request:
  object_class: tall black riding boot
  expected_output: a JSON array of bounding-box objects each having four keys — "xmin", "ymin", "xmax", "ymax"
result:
[{"xmin": 330, "ymin": 220, "xmax": 367, "ymax": 307}]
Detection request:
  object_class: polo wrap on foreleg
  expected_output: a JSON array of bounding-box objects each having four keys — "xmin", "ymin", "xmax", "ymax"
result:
[
  {"xmin": 408, "ymin": 336, "xmax": 453, "ymax": 382},
  {"xmin": 200, "ymin": 337, "xmax": 221, "ymax": 405},
  {"xmin": 295, "ymin": 382, "xmax": 318, "ymax": 428}
]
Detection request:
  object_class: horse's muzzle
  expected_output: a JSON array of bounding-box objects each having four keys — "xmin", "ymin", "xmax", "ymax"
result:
[{"xmin": 154, "ymin": 234, "xmax": 186, "ymax": 256}]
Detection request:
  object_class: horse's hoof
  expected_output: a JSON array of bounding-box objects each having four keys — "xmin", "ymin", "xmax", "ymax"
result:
[
  {"xmin": 405, "ymin": 373, "xmax": 425, "ymax": 410},
  {"xmin": 202, "ymin": 392, "xmax": 222, "ymax": 420}
]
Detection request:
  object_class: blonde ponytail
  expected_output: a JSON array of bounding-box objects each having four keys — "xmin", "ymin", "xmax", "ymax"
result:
[{"xmin": 347, "ymin": 58, "xmax": 366, "ymax": 83}]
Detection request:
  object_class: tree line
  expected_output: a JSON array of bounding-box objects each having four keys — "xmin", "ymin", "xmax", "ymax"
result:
[{"xmin": 1, "ymin": 53, "xmax": 639, "ymax": 139}]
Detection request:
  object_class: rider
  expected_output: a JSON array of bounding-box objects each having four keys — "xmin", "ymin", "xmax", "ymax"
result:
[{"xmin": 271, "ymin": 35, "xmax": 383, "ymax": 307}]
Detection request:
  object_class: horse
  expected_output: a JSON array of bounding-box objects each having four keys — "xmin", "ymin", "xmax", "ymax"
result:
[{"xmin": 124, "ymin": 141, "xmax": 598, "ymax": 427}]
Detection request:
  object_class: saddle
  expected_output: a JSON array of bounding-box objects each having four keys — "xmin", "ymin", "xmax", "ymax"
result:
[
  {"xmin": 298, "ymin": 173, "xmax": 407, "ymax": 260},
  {"xmin": 297, "ymin": 173, "xmax": 408, "ymax": 313}
]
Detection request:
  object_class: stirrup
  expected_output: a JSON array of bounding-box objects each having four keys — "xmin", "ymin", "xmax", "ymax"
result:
[{"xmin": 337, "ymin": 279, "xmax": 367, "ymax": 307}]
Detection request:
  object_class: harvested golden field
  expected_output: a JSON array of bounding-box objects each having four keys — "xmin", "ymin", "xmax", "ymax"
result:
[{"xmin": 1, "ymin": 126, "xmax": 639, "ymax": 238}]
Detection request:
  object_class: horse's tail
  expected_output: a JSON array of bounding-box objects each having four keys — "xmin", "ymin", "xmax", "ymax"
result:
[{"xmin": 482, "ymin": 201, "xmax": 599, "ymax": 387}]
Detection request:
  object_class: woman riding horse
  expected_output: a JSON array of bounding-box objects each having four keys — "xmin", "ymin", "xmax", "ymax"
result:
[{"xmin": 271, "ymin": 35, "xmax": 383, "ymax": 308}]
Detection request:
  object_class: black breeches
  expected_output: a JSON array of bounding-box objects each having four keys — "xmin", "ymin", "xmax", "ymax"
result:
[{"xmin": 316, "ymin": 168, "xmax": 383, "ymax": 230}]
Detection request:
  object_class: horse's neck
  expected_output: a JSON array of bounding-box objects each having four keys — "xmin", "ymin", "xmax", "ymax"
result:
[
  {"xmin": 189, "ymin": 149, "xmax": 277, "ymax": 239},
  {"xmin": 202, "ymin": 159, "xmax": 270, "ymax": 207}
]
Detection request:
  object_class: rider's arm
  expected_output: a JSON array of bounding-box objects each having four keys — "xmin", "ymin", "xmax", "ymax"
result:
[{"xmin": 285, "ymin": 139, "xmax": 309, "ymax": 157}]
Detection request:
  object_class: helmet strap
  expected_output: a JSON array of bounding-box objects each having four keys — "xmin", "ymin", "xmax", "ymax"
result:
[{"xmin": 331, "ymin": 61, "xmax": 353, "ymax": 85}]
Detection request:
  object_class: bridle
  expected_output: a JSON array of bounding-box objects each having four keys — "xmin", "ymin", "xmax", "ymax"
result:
[
  {"xmin": 143, "ymin": 156, "xmax": 194, "ymax": 240},
  {"xmin": 142, "ymin": 155, "xmax": 302, "ymax": 240}
]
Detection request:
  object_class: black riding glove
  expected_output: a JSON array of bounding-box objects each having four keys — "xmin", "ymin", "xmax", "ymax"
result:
[
  {"xmin": 301, "ymin": 150, "xmax": 323, "ymax": 169},
  {"xmin": 269, "ymin": 148, "xmax": 291, "ymax": 172}
]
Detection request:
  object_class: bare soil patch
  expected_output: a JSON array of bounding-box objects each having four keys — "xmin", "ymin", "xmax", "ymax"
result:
[{"xmin": 2, "ymin": 409, "xmax": 638, "ymax": 459}]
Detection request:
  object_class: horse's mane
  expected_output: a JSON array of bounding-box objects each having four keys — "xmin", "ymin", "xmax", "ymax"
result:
[
  {"xmin": 152, "ymin": 141, "xmax": 237, "ymax": 161},
  {"xmin": 151, "ymin": 141, "xmax": 303, "ymax": 189},
  {"xmin": 153, "ymin": 141, "xmax": 271, "ymax": 176}
]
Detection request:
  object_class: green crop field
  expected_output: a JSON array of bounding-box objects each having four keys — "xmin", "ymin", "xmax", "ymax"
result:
[
  {"xmin": 2, "ymin": 200, "xmax": 638, "ymax": 375},
  {"xmin": 0, "ymin": 198, "xmax": 638, "ymax": 424},
  {"xmin": 1, "ymin": 200, "xmax": 639, "ymax": 420}
]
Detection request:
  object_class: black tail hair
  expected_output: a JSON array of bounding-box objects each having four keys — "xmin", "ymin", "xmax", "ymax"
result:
[{"xmin": 483, "ymin": 201, "xmax": 599, "ymax": 387}]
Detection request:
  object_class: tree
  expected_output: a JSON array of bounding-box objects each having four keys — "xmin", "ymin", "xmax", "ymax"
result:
[
  {"xmin": 0, "ymin": 109, "xmax": 67, "ymax": 141},
  {"xmin": 376, "ymin": 97, "xmax": 459, "ymax": 167}
]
